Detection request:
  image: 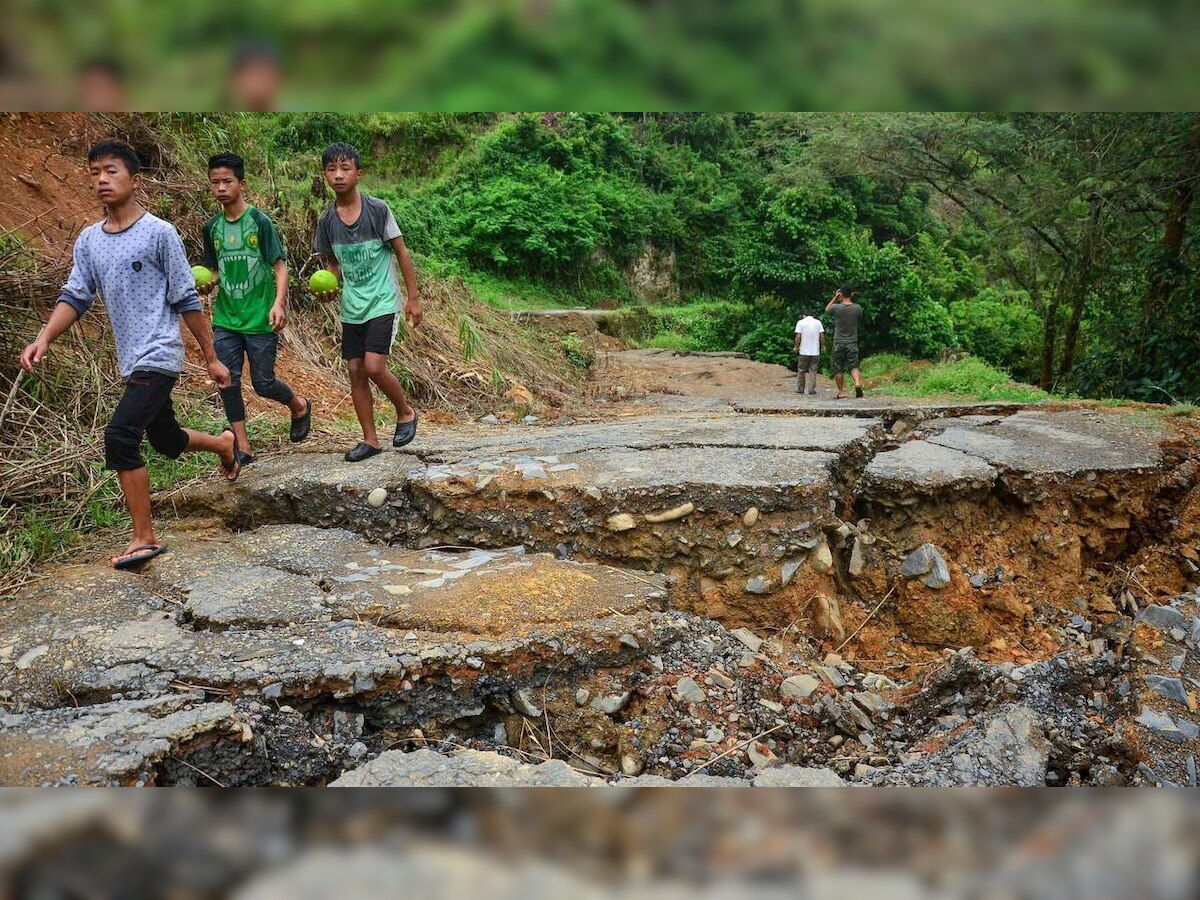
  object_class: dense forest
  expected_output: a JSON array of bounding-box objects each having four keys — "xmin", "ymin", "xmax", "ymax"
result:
[{"xmin": 174, "ymin": 111, "xmax": 1198, "ymax": 402}]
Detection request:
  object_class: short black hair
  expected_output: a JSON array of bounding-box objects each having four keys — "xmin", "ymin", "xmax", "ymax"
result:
[
  {"xmin": 322, "ymin": 142, "xmax": 361, "ymax": 169},
  {"xmin": 87, "ymin": 138, "xmax": 140, "ymax": 175},
  {"xmin": 839, "ymin": 284, "xmax": 855, "ymax": 297},
  {"xmin": 79, "ymin": 57, "xmax": 124, "ymax": 81},
  {"xmin": 208, "ymin": 152, "xmax": 245, "ymax": 180},
  {"xmin": 233, "ymin": 40, "xmax": 281, "ymax": 72}
]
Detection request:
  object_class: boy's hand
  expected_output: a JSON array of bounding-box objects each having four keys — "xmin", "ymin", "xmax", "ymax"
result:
[
  {"xmin": 405, "ymin": 297, "xmax": 423, "ymax": 329},
  {"xmin": 19, "ymin": 338, "xmax": 49, "ymax": 371},
  {"xmin": 310, "ymin": 288, "xmax": 338, "ymax": 302},
  {"xmin": 198, "ymin": 274, "xmax": 219, "ymax": 297},
  {"xmin": 269, "ymin": 302, "xmax": 286, "ymax": 332},
  {"xmin": 207, "ymin": 358, "xmax": 233, "ymax": 390}
]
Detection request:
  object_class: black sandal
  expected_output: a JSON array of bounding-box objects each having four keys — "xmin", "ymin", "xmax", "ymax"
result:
[
  {"xmin": 220, "ymin": 428, "xmax": 242, "ymax": 482},
  {"xmin": 344, "ymin": 441, "xmax": 383, "ymax": 463},
  {"xmin": 290, "ymin": 397, "xmax": 312, "ymax": 443},
  {"xmin": 113, "ymin": 543, "xmax": 168, "ymax": 570},
  {"xmin": 393, "ymin": 410, "xmax": 418, "ymax": 448}
]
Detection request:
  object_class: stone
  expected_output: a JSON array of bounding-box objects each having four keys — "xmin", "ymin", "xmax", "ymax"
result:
[
  {"xmin": 590, "ymin": 692, "xmax": 631, "ymax": 715},
  {"xmin": 674, "ymin": 676, "xmax": 705, "ymax": 703},
  {"xmin": 1144, "ymin": 675, "xmax": 1189, "ymax": 705},
  {"xmin": 606, "ymin": 513, "xmax": 636, "ymax": 532},
  {"xmin": 780, "ymin": 558, "xmax": 804, "ymax": 586},
  {"xmin": 901, "ymin": 543, "xmax": 941, "ymax": 579},
  {"xmin": 512, "ymin": 688, "xmax": 543, "ymax": 718},
  {"xmin": 780, "ymin": 674, "xmax": 819, "ymax": 700},
  {"xmin": 707, "ymin": 668, "xmax": 735, "ymax": 690},
  {"xmin": 743, "ymin": 507, "xmax": 759, "ymax": 527},
  {"xmin": 574, "ymin": 688, "xmax": 590, "ymax": 706},
  {"xmin": 1135, "ymin": 705, "xmax": 1188, "ymax": 743},
  {"xmin": 14, "ymin": 644, "xmax": 49, "ymax": 670},
  {"xmin": 348, "ymin": 741, "xmax": 368, "ymax": 759},
  {"xmin": 752, "ymin": 766, "xmax": 847, "ymax": 787},
  {"xmin": 644, "ymin": 502, "xmax": 694, "ymax": 524},
  {"xmin": 1136, "ymin": 604, "xmax": 1187, "ymax": 632},
  {"xmin": 746, "ymin": 742, "xmax": 777, "ymax": 770},
  {"xmin": 479, "ymin": 414, "xmax": 500, "ymax": 425},
  {"xmin": 852, "ymin": 691, "xmax": 890, "ymax": 716},
  {"xmin": 331, "ymin": 749, "xmax": 595, "ymax": 787},
  {"xmin": 848, "ymin": 538, "xmax": 866, "ymax": 577},
  {"xmin": 810, "ymin": 541, "xmax": 834, "ymax": 574},
  {"xmin": 621, "ymin": 754, "xmax": 644, "ymax": 776},
  {"xmin": 366, "ymin": 488, "xmax": 388, "ymax": 508},
  {"xmin": 730, "ymin": 628, "xmax": 764, "ymax": 652},
  {"xmin": 811, "ymin": 593, "xmax": 845, "ymax": 641},
  {"xmin": 746, "ymin": 575, "xmax": 771, "ymax": 595}
]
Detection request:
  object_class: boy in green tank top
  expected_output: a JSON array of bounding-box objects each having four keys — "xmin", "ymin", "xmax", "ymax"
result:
[{"xmin": 201, "ymin": 152, "xmax": 311, "ymax": 464}]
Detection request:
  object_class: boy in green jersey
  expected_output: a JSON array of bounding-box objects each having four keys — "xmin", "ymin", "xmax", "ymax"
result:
[
  {"xmin": 312, "ymin": 142, "xmax": 423, "ymax": 463},
  {"xmin": 201, "ymin": 152, "xmax": 311, "ymax": 464}
]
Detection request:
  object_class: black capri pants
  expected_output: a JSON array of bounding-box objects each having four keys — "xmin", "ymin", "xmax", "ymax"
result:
[{"xmin": 104, "ymin": 370, "xmax": 190, "ymax": 471}]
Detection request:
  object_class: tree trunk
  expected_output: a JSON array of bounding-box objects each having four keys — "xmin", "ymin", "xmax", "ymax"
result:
[
  {"xmin": 1059, "ymin": 195, "xmax": 1104, "ymax": 378},
  {"xmin": 1040, "ymin": 283, "xmax": 1060, "ymax": 391},
  {"xmin": 1142, "ymin": 116, "xmax": 1200, "ymax": 367}
]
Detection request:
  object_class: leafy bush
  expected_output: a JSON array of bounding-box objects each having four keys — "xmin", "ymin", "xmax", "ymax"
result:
[{"xmin": 949, "ymin": 287, "xmax": 1041, "ymax": 380}]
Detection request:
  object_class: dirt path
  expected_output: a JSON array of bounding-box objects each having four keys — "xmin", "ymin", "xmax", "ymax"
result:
[{"xmin": 2, "ymin": 350, "xmax": 1198, "ymax": 787}]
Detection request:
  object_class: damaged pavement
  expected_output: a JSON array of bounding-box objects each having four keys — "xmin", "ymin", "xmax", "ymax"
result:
[{"xmin": 2, "ymin": 358, "xmax": 1198, "ymax": 786}]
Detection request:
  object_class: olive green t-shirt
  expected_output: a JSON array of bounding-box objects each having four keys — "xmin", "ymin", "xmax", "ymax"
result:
[
  {"xmin": 202, "ymin": 205, "xmax": 286, "ymax": 334},
  {"xmin": 313, "ymin": 194, "xmax": 404, "ymax": 325}
]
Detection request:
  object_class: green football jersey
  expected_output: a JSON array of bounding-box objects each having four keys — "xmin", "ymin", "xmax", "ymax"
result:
[{"xmin": 202, "ymin": 205, "xmax": 286, "ymax": 334}]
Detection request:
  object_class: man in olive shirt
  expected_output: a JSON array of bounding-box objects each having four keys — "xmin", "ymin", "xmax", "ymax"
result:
[{"xmin": 825, "ymin": 285, "xmax": 864, "ymax": 399}]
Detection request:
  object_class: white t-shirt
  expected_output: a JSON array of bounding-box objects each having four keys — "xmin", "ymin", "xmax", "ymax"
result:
[{"xmin": 794, "ymin": 316, "xmax": 824, "ymax": 356}]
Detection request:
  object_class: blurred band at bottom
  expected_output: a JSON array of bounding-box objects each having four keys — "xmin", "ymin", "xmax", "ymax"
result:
[{"xmin": 1, "ymin": 789, "xmax": 1196, "ymax": 898}]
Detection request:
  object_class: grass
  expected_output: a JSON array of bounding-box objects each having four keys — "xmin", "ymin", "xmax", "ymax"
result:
[
  {"xmin": 418, "ymin": 254, "xmax": 606, "ymax": 311},
  {"xmin": 861, "ymin": 354, "xmax": 1051, "ymax": 403}
]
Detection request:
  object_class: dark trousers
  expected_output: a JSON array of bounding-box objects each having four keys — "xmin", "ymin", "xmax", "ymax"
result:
[
  {"xmin": 104, "ymin": 370, "xmax": 189, "ymax": 470},
  {"xmin": 213, "ymin": 327, "xmax": 295, "ymax": 423}
]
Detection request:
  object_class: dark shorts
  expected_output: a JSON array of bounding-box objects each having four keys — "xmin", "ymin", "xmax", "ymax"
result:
[
  {"xmin": 341, "ymin": 313, "xmax": 397, "ymax": 360},
  {"xmin": 831, "ymin": 343, "xmax": 860, "ymax": 375},
  {"xmin": 104, "ymin": 370, "xmax": 189, "ymax": 471}
]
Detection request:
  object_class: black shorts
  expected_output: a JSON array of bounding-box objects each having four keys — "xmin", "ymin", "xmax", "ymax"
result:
[
  {"xmin": 831, "ymin": 343, "xmax": 860, "ymax": 375},
  {"xmin": 104, "ymin": 370, "xmax": 189, "ymax": 471},
  {"xmin": 341, "ymin": 313, "xmax": 397, "ymax": 360}
]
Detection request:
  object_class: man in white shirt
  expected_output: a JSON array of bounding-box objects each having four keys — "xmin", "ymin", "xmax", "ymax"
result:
[{"xmin": 793, "ymin": 312, "xmax": 825, "ymax": 394}]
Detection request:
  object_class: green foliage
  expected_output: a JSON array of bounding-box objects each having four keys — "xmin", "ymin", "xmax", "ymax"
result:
[
  {"xmin": 560, "ymin": 332, "xmax": 595, "ymax": 371},
  {"xmin": 949, "ymin": 287, "xmax": 1041, "ymax": 380},
  {"xmin": 458, "ymin": 313, "xmax": 484, "ymax": 363}
]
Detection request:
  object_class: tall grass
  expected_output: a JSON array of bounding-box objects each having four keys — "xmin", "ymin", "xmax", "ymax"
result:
[{"xmin": 861, "ymin": 355, "xmax": 1050, "ymax": 403}]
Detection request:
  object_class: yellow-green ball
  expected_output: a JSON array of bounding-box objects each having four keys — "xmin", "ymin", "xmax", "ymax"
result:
[
  {"xmin": 191, "ymin": 265, "xmax": 214, "ymax": 287},
  {"xmin": 309, "ymin": 269, "xmax": 338, "ymax": 293}
]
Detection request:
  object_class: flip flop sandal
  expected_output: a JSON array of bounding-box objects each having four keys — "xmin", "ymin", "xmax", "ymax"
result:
[
  {"xmin": 393, "ymin": 410, "xmax": 419, "ymax": 448},
  {"xmin": 113, "ymin": 543, "xmax": 168, "ymax": 570},
  {"xmin": 290, "ymin": 397, "xmax": 313, "ymax": 443},
  {"xmin": 220, "ymin": 428, "xmax": 242, "ymax": 482}
]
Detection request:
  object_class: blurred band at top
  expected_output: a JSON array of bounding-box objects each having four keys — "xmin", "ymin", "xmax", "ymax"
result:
[{"xmin": 0, "ymin": 0, "xmax": 1197, "ymax": 110}]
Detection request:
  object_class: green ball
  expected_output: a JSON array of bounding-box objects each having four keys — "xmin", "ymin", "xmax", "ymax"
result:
[
  {"xmin": 191, "ymin": 265, "xmax": 214, "ymax": 287},
  {"xmin": 309, "ymin": 269, "xmax": 339, "ymax": 293}
]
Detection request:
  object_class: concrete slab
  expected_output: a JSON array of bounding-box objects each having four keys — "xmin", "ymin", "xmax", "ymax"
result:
[
  {"xmin": 0, "ymin": 695, "xmax": 238, "ymax": 786},
  {"xmin": 862, "ymin": 441, "xmax": 997, "ymax": 493},
  {"xmin": 926, "ymin": 410, "xmax": 1163, "ymax": 476}
]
